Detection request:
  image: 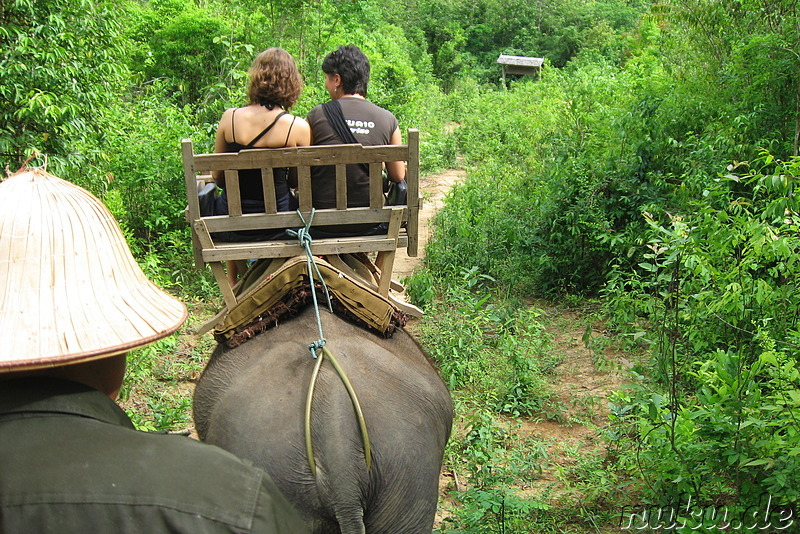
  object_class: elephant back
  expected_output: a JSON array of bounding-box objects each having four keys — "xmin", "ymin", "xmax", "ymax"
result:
[{"xmin": 193, "ymin": 305, "xmax": 453, "ymax": 534}]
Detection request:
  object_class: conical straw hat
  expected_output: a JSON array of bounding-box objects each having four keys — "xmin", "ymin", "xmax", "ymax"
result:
[{"xmin": 0, "ymin": 168, "xmax": 187, "ymax": 371}]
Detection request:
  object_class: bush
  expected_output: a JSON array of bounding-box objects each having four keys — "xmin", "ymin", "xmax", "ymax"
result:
[
  {"xmin": 95, "ymin": 84, "xmax": 215, "ymax": 297},
  {"xmin": 603, "ymin": 152, "xmax": 800, "ymax": 508}
]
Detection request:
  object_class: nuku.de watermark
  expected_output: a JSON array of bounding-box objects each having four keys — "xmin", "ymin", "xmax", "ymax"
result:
[{"xmin": 618, "ymin": 494, "xmax": 795, "ymax": 531}]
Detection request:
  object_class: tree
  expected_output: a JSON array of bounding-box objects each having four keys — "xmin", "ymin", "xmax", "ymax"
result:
[
  {"xmin": 662, "ymin": 0, "xmax": 800, "ymax": 158},
  {"xmin": 0, "ymin": 0, "xmax": 126, "ymax": 171}
]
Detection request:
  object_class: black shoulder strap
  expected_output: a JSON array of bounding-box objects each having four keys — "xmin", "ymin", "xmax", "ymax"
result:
[
  {"xmin": 283, "ymin": 116, "xmax": 297, "ymax": 146},
  {"xmin": 322, "ymin": 100, "xmax": 368, "ymax": 173},
  {"xmin": 322, "ymin": 100, "xmax": 359, "ymax": 144},
  {"xmin": 246, "ymin": 111, "xmax": 288, "ymax": 148}
]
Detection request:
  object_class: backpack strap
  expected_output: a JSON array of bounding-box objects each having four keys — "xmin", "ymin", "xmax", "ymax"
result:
[
  {"xmin": 322, "ymin": 100, "xmax": 368, "ymax": 173},
  {"xmin": 322, "ymin": 100, "xmax": 359, "ymax": 144}
]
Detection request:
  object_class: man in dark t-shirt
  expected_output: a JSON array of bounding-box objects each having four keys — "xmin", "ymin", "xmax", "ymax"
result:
[
  {"xmin": 306, "ymin": 45, "xmax": 405, "ymax": 213},
  {"xmin": 0, "ymin": 168, "xmax": 309, "ymax": 534}
]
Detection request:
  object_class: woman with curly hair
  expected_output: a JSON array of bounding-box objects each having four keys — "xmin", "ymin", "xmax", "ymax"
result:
[{"xmin": 212, "ymin": 48, "xmax": 311, "ymax": 284}]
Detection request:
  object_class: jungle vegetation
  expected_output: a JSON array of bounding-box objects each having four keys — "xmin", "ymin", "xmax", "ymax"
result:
[{"xmin": 3, "ymin": 0, "xmax": 799, "ymax": 531}]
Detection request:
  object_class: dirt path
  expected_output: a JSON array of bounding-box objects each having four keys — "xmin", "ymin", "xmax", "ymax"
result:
[
  {"xmin": 409, "ymin": 170, "xmax": 632, "ymax": 529},
  {"xmin": 519, "ymin": 308, "xmax": 631, "ymax": 504},
  {"xmin": 392, "ymin": 168, "xmax": 465, "ymax": 281}
]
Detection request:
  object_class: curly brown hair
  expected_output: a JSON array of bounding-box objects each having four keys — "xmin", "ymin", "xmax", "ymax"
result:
[{"xmin": 247, "ymin": 48, "xmax": 303, "ymax": 109}]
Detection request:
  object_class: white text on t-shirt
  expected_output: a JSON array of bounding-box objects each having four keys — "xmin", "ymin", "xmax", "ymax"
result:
[{"xmin": 346, "ymin": 119, "xmax": 375, "ymax": 135}]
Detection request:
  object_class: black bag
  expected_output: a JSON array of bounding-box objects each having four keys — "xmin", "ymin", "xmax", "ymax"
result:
[
  {"xmin": 198, "ymin": 181, "xmax": 217, "ymax": 216},
  {"xmin": 383, "ymin": 171, "xmax": 407, "ymax": 206}
]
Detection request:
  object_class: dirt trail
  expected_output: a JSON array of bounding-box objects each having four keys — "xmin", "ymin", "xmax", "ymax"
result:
[
  {"xmin": 412, "ymin": 169, "xmax": 632, "ymax": 528},
  {"xmin": 518, "ymin": 308, "xmax": 631, "ymax": 502},
  {"xmin": 392, "ymin": 168, "xmax": 465, "ymax": 281}
]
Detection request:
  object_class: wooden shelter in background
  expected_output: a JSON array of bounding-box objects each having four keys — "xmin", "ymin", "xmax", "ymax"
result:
[{"xmin": 497, "ymin": 55, "xmax": 543, "ymax": 87}]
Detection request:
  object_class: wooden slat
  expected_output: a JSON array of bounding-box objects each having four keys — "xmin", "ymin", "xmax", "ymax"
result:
[
  {"xmin": 369, "ymin": 162, "xmax": 383, "ymax": 209},
  {"xmin": 298, "ymin": 166, "xmax": 312, "ymax": 211},
  {"xmin": 201, "ymin": 237, "xmax": 409, "ymax": 262},
  {"xmin": 208, "ymin": 234, "xmax": 409, "ymax": 251},
  {"xmin": 210, "ymin": 262, "xmax": 238, "ymax": 309},
  {"xmin": 406, "ymin": 129, "xmax": 420, "ymax": 257},
  {"xmin": 261, "ymin": 168, "xmax": 277, "ymax": 214},
  {"xmin": 376, "ymin": 207, "xmax": 404, "ymax": 296},
  {"xmin": 335, "ymin": 164, "xmax": 347, "ymax": 210},
  {"xmin": 194, "ymin": 144, "xmax": 409, "ymax": 173},
  {"xmin": 200, "ymin": 207, "xmax": 408, "ymax": 233},
  {"xmin": 192, "ymin": 219, "xmax": 215, "ymax": 250},
  {"xmin": 225, "ymin": 170, "xmax": 242, "ymax": 216},
  {"xmin": 182, "ymin": 139, "xmax": 204, "ymax": 267}
]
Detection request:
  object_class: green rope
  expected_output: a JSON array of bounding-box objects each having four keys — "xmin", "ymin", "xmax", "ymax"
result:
[
  {"xmin": 304, "ymin": 351, "xmax": 325, "ymax": 476},
  {"xmin": 304, "ymin": 347, "xmax": 372, "ymax": 477},
  {"xmin": 320, "ymin": 346, "xmax": 371, "ymax": 472},
  {"xmin": 289, "ymin": 209, "xmax": 371, "ymax": 477},
  {"xmin": 285, "ymin": 209, "xmax": 332, "ymax": 358}
]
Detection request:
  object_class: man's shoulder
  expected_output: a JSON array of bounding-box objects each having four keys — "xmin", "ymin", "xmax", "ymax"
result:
[
  {"xmin": 0, "ymin": 414, "xmax": 292, "ymax": 532},
  {"xmin": 306, "ymin": 104, "xmax": 324, "ymax": 122},
  {"xmin": 112, "ymin": 432, "xmax": 309, "ymax": 532},
  {"xmin": 126, "ymin": 426, "xmax": 261, "ymax": 473},
  {"xmin": 342, "ymin": 98, "xmax": 392, "ymax": 114}
]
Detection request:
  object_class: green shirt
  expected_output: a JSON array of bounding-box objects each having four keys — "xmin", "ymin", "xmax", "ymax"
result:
[{"xmin": 0, "ymin": 377, "xmax": 309, "ymax": 533}]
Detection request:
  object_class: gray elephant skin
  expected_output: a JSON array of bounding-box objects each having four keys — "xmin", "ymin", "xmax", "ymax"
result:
[{"xmin": 193, "ymin": 306, "xmax": 454, "ymax": 533}]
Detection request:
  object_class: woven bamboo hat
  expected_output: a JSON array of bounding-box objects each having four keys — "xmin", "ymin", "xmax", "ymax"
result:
[{"xmin": 0, "ymin": 168, "xmax": 188, "ymax": 372}]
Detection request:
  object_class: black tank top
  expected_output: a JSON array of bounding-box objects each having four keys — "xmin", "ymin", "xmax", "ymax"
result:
[{"xmin": 225, "ymin": 110, "xmax": 295, "ymax": 210}]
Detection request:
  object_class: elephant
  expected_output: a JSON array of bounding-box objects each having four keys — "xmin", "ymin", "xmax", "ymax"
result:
[{"xmin": 193, "ymin": 306, "xmax": 454, "ymax": 534}]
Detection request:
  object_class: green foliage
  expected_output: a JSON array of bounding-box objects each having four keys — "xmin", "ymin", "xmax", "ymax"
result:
[
  {"xmin": 94, "ymin": 84, "xmax": 219, "ymax": 296},
  {"xmin": 149, "ymin": 12, "xmax": 232, "ymax": 103},
  {"xmin": 418, "ymin": 271, "xmax": 558, "ymax": 530},
  {"xmin": 603, "ymin": 152, "xmax": 800, "ymax": 508},
  {"xmin": 657, "ymin": 0, "xmax": 800, "ymax": 160},
  {"xmin": 426, "ymin": 64, "xmax": 663, "ymax": 296},
  {"xmin": 414, "ymin": 267, "xmax": 555, "ymax": 407},
  {"xmin": 609, "ymin": 347, "xmax": 800, "ymax": 510},
  {"xmin": 441, "ymin": 408, "xmax": 550, "ymax": 533},
  {"xmin": 124, "ymin": 1, "xmax": 235, "ymax": 106},
  {"xmin": 408, "ymin": 0, "xmax": 649, "ymax": 89},
  {"xmin": 119, "ymin": 333, "xmax": 205, "ymax": 432},
  {"xmin": 606, "ymin": 152, "xmax": 800, "ymax": 359},
  {"xmin": 8, "ymin": 0, "xmax": 800, "ymax": 524},
  {"xmin": 0, "ymin": 0, "xmax": 127, "ymax": 170},
  {"xmin": 410, "ymin": 268, "xmax": 565, "ymax": 530},
  {"xmin": 360, "ymin": 24, "xmax": 437, "ymax": 128},
  {"xmin": 101, "ymin": 90, "xmax": 194, "ymax": 240}
]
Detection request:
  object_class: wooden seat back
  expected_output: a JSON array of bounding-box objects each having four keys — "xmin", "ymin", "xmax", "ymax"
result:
[{"xmin": 182, "ymin": 128, "xmax": 420, "ymax": 311}]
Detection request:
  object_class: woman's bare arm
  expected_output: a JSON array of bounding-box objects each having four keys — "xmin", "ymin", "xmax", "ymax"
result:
[{"xmin": 212, "ymin": 109, "xmax": 233, "ymax": 186}]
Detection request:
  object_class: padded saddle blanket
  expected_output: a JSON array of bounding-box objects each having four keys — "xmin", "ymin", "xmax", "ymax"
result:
[{"xmin": 213, "ymin": 255, "xmax": 408, "ymax": 347}]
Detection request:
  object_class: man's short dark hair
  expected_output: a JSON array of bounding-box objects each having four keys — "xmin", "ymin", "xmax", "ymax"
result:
[{"xmin": 322, "ymin": 45, "xmax": 370, "ymax": 97}]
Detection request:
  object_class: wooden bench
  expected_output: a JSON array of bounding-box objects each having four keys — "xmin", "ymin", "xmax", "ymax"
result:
[{"xmin": 182, "ymin": 128, "xmax": 420, "ymax": 314}]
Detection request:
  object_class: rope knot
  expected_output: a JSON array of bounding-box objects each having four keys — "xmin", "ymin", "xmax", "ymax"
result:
[
  {"xmin": 288, "ymin": 209, "xmax": 333, "ymax": 359},
  {"xmin": 308, "ymin": 338, "xmax": 326, "ymax": 358},
  {"xmin": 286, "ymin": 225, "xmax": 312, "ymax": 247}
]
